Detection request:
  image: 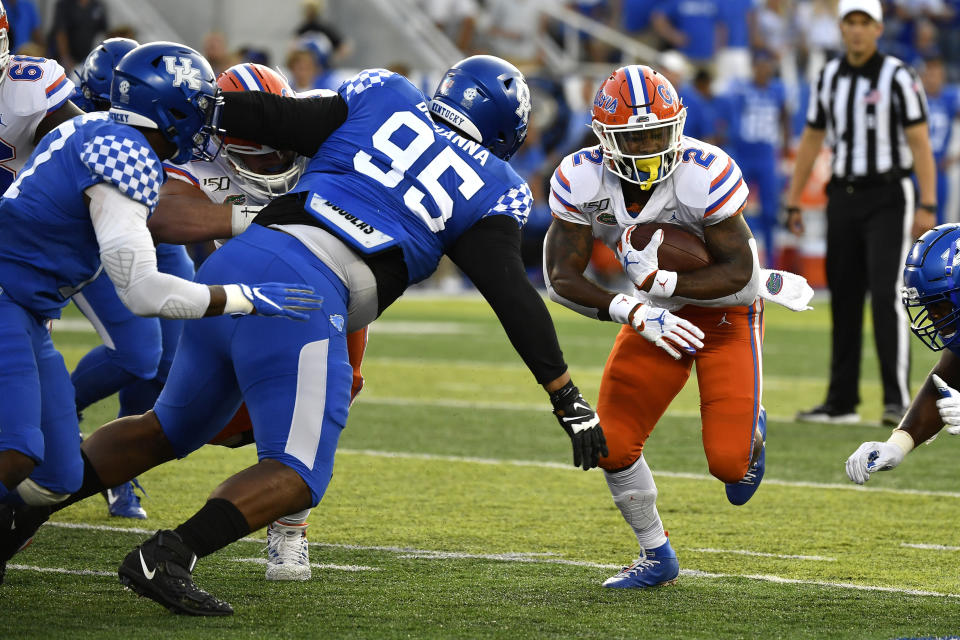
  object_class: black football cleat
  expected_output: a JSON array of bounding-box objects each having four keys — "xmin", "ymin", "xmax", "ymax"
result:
[
  {"xmin": 0, "ymin": 503, "xmax": 47, "ymax": 586},
  {"xmin": 118, "ymin": 530, "xmax": 233, "ymax": 616}
]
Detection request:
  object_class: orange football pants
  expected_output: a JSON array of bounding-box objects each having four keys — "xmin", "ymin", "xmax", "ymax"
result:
[
  {"xmin": 597, "ymin": 301, "xmax": 764, "ymax": 483},
  {"xmin": 208, "ymin": 326, "xmax": 369, "ymax": 445}
]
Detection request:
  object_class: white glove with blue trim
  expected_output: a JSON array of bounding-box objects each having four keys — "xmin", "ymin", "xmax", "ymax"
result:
[{"xmin": 932, "ymin": 374, "xmax": 960, "ymax": 434}]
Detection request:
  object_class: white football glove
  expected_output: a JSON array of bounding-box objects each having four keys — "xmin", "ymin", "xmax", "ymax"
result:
[
  {"xmin": 608, "ymin": 294, "xmax": 704, "ymax": 360},
  {"xmin": 845, "ymin": 441, "xmax": 906, "ymax": 485},
  {"xmin": 932, "ymin": 374, "xmax": 960, "ymax": 434},
  {"xmin": 617, "ymin": 226, "xmax": 662, "ymax": 290}
]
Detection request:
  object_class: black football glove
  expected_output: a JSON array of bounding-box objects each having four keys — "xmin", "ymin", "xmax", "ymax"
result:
[{"xmin": 550, "ymin": 380, "xmax": 608, "ymax": 471}]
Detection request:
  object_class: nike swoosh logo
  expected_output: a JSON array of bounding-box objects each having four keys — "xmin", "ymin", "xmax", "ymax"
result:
[
  {"xmin": 139, "ymin": 549, "xmax": 156, "ymax": 580},
  {"xmin": 571, "ymin": 402, "xmax": 590, "ymax": 412},
  {"xmin": 253, "ymin": 289, "xmax": 283, "ymax": 311}
]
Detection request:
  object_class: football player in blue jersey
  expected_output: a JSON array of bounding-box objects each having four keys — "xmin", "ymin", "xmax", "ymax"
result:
[
  {"xmin": 0, "ymin": 41, "xmax": 323, "ymax": 583},
  {"xmin": 0, "ymin": 54, "xmax": 688, "ymax": 616},
  {"xmin": 846, "ymin": 224, "xmax": 960, "ymax": 483},
  {"xmin": 67, "ymin": 37, "xmax": 200, "ymax": 520}
]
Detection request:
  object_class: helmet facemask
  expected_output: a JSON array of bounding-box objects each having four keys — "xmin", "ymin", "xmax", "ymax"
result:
[
  {"xmin": 216, "ymin": 138, "xmax": 306, "ymax": 200},
  {"xmin": 592, "ymin": 109, "xmax": 686, "ymax": 190},
  {"xmin": 903, "ymin": 224, "xmax": 960, "ymax": 351}
]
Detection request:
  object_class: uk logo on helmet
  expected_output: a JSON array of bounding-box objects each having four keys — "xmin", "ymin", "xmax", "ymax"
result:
[
  {"xmin": 163, "ymin": 56, "xmax": 202, "ymax": 90},
  {"xmin": 515, "ymin": 79, "xmax": 531, "ymax": 124}
]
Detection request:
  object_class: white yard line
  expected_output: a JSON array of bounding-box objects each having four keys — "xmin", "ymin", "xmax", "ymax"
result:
[
  {"xmin": 901, "ymin": 543, "xmax": 960, "ymax": 551},
  {"xmin": 232, "ymin": 557, "xmax": 380, "ymax": 572},
  {"xmin": 684, "ymin": 548, "xmax": 836, "ymax": 561},
  {"xmin": 8, "ymin": 564, "xmax": 114, "ymax": 577},
  {"xmin": 35, "ymin": 521, "xmax": 960, "ymax": 599},
  {"xmin": 336, "ymin": 448, "xmax": 960, "ymax": 499}
]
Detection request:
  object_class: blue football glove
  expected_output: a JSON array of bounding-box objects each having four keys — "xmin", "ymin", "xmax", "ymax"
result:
[{"xmin": 230, "ymin": 283, "xmax": 324, "ymax": 321}]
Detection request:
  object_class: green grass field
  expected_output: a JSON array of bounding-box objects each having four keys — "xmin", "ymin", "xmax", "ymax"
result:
[{"xmin": 3, "ymin": 295, "xmax": 960, "ymax": 639}]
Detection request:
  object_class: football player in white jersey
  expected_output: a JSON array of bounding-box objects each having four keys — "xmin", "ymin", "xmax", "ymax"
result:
[
  {"xmin": 543, "ymin": 65, "xmax": 768, "ymax": 588},
  {"xmin": 154, "ymin": 62, "xmax": 368, "ymax": 582},
  {"xmin": 0, "ymin": 1, "xmax": 82, "ymax": 192}
]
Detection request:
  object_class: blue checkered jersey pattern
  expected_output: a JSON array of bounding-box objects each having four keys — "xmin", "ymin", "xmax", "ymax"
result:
[
  {"xmin": 296, "ymin": 69, "xmax": 531, "ymax": 284},
  {"xmin": 0, "ymin": 112, "xmax": 163, "ymax": 318}
]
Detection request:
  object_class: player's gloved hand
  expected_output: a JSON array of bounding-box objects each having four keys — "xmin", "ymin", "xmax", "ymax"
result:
[
  {"xmin": 845, "ymin": 435, "xmax": 912, "ymax": 485},
  {"xmin": 932, "ymin": 374, "xmax": 960, "ymax": 435},
  {"xmin": 549, "ymin": 380, "xmax": 608, "ymax": 471},
  {"xmin": 617, "ymin": 226, "xmax": 662, "ymax": 290},
  {"xmin": 608, "ymin": 294, "xmax": 704, "ymax": 359},
  {"xmin": 223, "ymin": 283, "xmax": 324, "ymax": 321}
]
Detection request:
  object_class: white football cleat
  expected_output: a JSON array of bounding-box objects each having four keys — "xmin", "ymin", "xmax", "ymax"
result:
[{"xmin": 265, "ymin": 521, "xmax": 311, "ymax": 581}]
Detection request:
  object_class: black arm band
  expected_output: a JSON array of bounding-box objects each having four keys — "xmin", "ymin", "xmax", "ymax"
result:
[
  {"xmin": 220, "ymin": 91, "xmax": 349, "ymax": 158},
  {"xmin": 918, "ymin": 203, "xmax": 937, "ymax": 213},
  {"xmin": 448, "ymin": 216, "xmax": 569, "ymax": 385}
]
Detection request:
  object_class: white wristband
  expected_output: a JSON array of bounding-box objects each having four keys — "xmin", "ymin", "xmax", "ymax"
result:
[
  {"xmin": 222, "ymin": 283, "xmax": 254, "ymax": 315},
  {"xmin": 231, "ymin": 204, "xmax": 264, "ymax": 237},
  {"xmin": 887, "ymin": 429, "xmax": 915, "ymax": 455},
  {"xmin": 648, "ymin": 270, "xmax": 678, "ymax": 298},
  {"xmin": 608, "ymin": 293, "xmax": 643, "ymax": 325}
]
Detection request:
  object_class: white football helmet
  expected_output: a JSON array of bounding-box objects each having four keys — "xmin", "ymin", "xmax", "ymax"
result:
[{"xmin": 213, "ymin": 63, "xmax": 306, "ymax": 200}]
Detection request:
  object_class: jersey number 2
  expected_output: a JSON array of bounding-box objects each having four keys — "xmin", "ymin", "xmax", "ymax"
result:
[{"xmin": 353, "ymin": 111, "xmax": 483, "ymax": 232}]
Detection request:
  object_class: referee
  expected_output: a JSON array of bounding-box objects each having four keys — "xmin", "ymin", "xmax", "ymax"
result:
[{"xmin": 786, "ymin": 0, "xmax": 937, "ymax": 426}]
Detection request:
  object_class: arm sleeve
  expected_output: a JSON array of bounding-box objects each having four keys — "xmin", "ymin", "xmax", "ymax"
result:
[
  {"xmin": 447, "ymin": 215, "xmax": 568, "ymax": 385},
  {"xmin": 219, "ymin": 91, "xmax": 349, "ymax": 158},
  {"xmin": 87, "ymin": 183, "xmax": 211, "ymax": 318}
]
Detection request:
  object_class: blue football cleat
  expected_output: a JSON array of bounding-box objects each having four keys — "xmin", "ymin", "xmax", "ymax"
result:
[
  {"xmin": 602, "ymin": 538, "xmax": 680, "ymax": 588},
  {"xmin": 725, "ymin": 406, "xmax": 767, "ymax": 506},
  {"xmin": 106, "ymin": 479, "xmax": 147, "ymax": 519}
]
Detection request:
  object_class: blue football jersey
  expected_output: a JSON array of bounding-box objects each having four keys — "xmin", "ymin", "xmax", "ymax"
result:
[
  {"xmin": 0, "ymin": 111, "xmax": 162, "ymax": 318},
  {"xmin": 926, "ymin": 86, "xmax": 960, "ymax": 161},
  {"xmin": 295, "ymin": 69, "xmax": 532, "ymax": 284}
]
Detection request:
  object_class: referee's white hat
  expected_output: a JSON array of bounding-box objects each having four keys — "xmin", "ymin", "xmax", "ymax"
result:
[{"xmin": 838, "ymin": 0, "xmax": 883, "ymax": 23}]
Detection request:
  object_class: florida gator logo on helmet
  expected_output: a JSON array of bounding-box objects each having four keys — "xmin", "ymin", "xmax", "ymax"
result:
[{"xmin": 591, "ymin": 65, "xmax": 686, "ymax": 190}]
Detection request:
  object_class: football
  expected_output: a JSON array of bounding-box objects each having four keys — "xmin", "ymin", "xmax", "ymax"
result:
[{"xmin": 627, "ymin": 223, "xmax": 712, "ymax": 272}]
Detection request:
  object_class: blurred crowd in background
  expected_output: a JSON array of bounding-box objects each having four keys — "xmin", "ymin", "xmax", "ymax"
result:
[{"xmin": 19, "ymin": 0, "xmax": 960, "ymax": 286}]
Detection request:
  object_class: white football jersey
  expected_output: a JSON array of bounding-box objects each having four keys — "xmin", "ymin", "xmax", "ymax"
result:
[
  {"xmin": 548, "ymin": 136, "xmax": 749, "ymax": 252},
  {"xmin": 0, "ymin": 56, "xmax": 74, "ymax": 187},
  {"xmin": 163, "ymin": 159, "xmax": 269, "ymax": 206}
]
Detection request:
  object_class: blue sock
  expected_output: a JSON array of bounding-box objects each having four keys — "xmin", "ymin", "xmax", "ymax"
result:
[
  {"xmin": 117, "ymin": 378, "xmax": 164, "ymax": 417},
  {"xmin": 71, "ymin": 346, "xmax": 141, "ymax": 412}
]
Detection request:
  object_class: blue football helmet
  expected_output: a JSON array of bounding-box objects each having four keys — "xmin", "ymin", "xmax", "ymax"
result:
[
  {"xmin": 903, "ymin": 223, "xmax": 960, "ymax": 351},
  {"xmin": 429, "ymin": 55, "xmax": 530, "ymax": 161},
  {"xmin": 74, "ymin": 37, "xmax": 139, "ymax": 112},
  {"xmin": 109, "ymin": 41, "xmax": 220, "ymax": 164}
]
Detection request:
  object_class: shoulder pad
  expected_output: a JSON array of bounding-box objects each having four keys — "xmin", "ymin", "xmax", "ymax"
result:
[
  {"xmin": 81, "ymin": 134, "xmax": 162, "ymax": 210},
  {"xmin": 551, "ymin": 146, "xmax": 605, "ymax": 206},
  {"xmin": 338, "ymin": 68, "xmax": 397, "ymax": 101}
]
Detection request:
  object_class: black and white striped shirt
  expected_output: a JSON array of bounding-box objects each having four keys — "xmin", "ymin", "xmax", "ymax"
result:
[{"xmin": 807, "ymin": 52, "xmax": 928, "ymax": 180}]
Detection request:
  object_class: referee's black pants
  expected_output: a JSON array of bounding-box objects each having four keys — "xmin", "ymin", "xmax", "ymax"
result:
[{"xmin": 823, "ymin": 177, "xmax": 913, "ymax": 411}]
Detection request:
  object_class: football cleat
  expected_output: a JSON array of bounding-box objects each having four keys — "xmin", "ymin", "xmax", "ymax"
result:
[
  {"xmin": 795, "ymin": 403, "xmax": 859, "ymax": 424},
  {"xmin": 265, "ymin": 521, "xmax": 311, "ymax": 581},
  {"xmin": 0, "ymin": 503, "xmax": 46, "ymax": 586},
  {"xmin": 105, "ymin": 479, "xmax": 147, "ymax": 519},
  {"xmin": 118, "ymin": 530, "xmax": 233, "ymax": 616},
  {"xmin": 602, "ymin": 538, "xmax": 679, "ymax": 588},
  {"xmin": 726, "ymin": 406, "xmax": 767, "ymax": 506}
]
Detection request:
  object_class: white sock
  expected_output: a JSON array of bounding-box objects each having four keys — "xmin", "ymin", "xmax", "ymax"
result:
[
  {"xmin": 276, "ymin": 508, "xmax": 311, "ymax": 527},
  {"xmin": 604, "ymin": 456, "xmax": 667, "ymax": 550}
]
